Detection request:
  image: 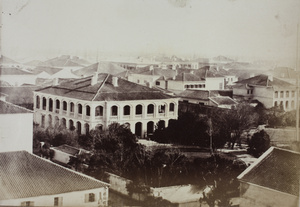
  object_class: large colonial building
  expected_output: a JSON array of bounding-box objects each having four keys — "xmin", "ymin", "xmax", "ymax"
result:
[
  {"xmin": 233, "ymin": 74, "xmax": 297, "ymax": 111},
  {"xmin": 34, "ymin": 73, "xmax": 179, "ymax": 137}
]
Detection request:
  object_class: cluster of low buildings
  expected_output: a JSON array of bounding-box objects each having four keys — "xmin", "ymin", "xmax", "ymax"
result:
[{"xmin": 0, "ymin": 54, "xmax": 299, "ymax": 206}]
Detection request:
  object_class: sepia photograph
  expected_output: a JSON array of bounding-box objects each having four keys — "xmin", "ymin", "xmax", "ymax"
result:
[{"xmin": 0, "ymin": 0, "xmax": 299, "ymax": 206}]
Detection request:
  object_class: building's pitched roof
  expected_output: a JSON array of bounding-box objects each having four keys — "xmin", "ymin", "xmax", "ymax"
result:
[
  {"xmin": 238, "ymin": 147, "xmax": 300, "ymax": 196},
  {"xmin": 41, "ymin": 56, "xmax": 83, "ymax": 67},
  {"xmin": 177, "ymin": 90, "xmax": 210, "ymax": 100},
  {"xmin": 0, "ymin": 67, "xmax": 33, "ymax": 75},
  {"xmin": 235, "ymin": 74, "xmax": 294, "ymax": 88},
  {"xmin": 31, "ymin": 66, "xmax": 62, "ymax": 75},
  {"xmin": 269, "ymin": 67, "xmax": 299, "ymax": 79},
  {"xmin": 74, "ymin": 62, "xmax": 126, "ymax": 77},
  {"xmin": 209, "ymin": 96, "xmax": 237, "ymax": 105},
  {"xmin": 173, "ymin": 72, "xmax": 201, "ymax": 81},
  {"xmin": 0, "ymin": 86, "xmax": 39, "ymax": 105},
  {"xmin": 0, "ymin": 151, "xmax": 109, "ymax": 200},
  {"xmin": 0, "ymin": 100, "xmax": 33, "ymax": 114},
  {"xmin": 36, "ymin": 73, "xmax": 172, "ymax": 101}
]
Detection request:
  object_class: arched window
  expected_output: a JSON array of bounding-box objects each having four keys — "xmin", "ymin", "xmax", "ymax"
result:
[
  {"xmin": 69, "ymin": 120, "xmax": 74, "ymax": 130},
  {"xmin": 70, "ymin": 102, "xmax": 74, "ymax": 112},
  {"xmin": 286, "ymin": 91, "xmax": 289, "ymax": 98},
  {"xmin": 77, "ymin": 122, "xmax": 81, "ymax": 134},
  {"xmin": 63, "ymin": 101, "xmax": 67, "ymax": 111},
  {"xmin": 42, "ymin": 97, "xmax": 47, "ymax": 110},
  {"xmin": 169, "ymin": 103, "xmax": 175, "ymax": 112},
  {"xmin": 123, "ymin": 105, "xmax": 130, "ymax": 115},
  {"xmin": 274, "ymin": 101, "xmax": 278, "ymax": 107},
  {"xmin": 78, "ymin": 104, "xmax": 82, "ymax": 114},
  {"xmin": 49, "ymin": 98, "xmax": 53, "ymax": 112},
  {"xmin": 56, "ymin": 100, "xmax": 60, "ymax": 109},
  {"xmin": 136, "ymin": 105, "xmax": 142, "ymax": 115},
  {"xmin": 147, "ymin": 104, "xmax": 154, "ymax": 114},
  {"xmin": 111, "ymin": 106, "xmax": 118, "ymax": 116},
  {"xmin": 291, "ymin": 101, "xmax": 295, "ymax": 109},
  {"xmin": 95, "ymin": 106, "xmax": 103, "ymax": 116},
  {"xmin": 285, "ymin": 101, "xmax": 289, "ymax": 109},
  {"xmin": 36, "ymin": 96, "xmax": 40, "ymax": 109},
  {"xmin": 159, "ymin": 104, "xmax": 166, "ymax": 113},
  {"xmin": 61, "ymin": 118, "xmax": 66, "ymax": 128},
  {"xmin": 86, "ymin": 105, "xmax": 90, "ymax": 116},
  {"xmin": 274, "ymin": 91, "xmax": 278, "ymax": 98},
  {"xmin": 85, "ymin": 123, "xmax": 90, "ymax": 135}
]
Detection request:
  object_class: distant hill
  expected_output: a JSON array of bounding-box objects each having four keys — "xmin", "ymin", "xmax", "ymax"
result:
[
  {"xmin": 212, "ymin": 55, "xmax": 234, "ymax": 62},
  {"xmin": 0, "ymin": 55, "xmax": 19, "ymax": 64}
]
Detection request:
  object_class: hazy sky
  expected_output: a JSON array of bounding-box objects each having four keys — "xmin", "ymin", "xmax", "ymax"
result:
[{"xmin": 1, "ymin": 0, "xmax": 300, "ymax": 63}]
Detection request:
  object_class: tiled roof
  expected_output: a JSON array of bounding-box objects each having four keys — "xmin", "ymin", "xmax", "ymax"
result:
[
  {"xmin": 0, "ymin": 67, "xmax": 33, "ymax": 75},
  {"xmin": 31, "ymin": 66, "xmax": 62, "ymax": 75},
  {"xmin": 36, "ymin": 73, "xmax": 172, "ymax": 101},
  {"xmin": 0, "ymin": 86, "xmax": 39, "ymax": 105},
  {"xmin": 209, "ymin": 96, "xmax": 237, "ymax": 105},
  {"xmin": 0, "ymin": 151, "xmax": 108, "ymax": 200},
  {"xmin": 74, "ymin": 62, "xmax": 126, "ymax": 77},
  {"xmin": 41, "ymin": 56, "xmax": 83, "ymax": 67},
  {"xmin": 238, "ymin": 147, "xmax": 300, "ymax": 196},
  {"xmin": 270, "ymin": 67, "xmax": 299, "ymax": 79},
  {"xmin": 235, "ymin": 74, "xmax": 294, "ymax": 88},
  {"xmin": 0, "ymin": 100, "xmax": 32, "ymax": 114},
  {"xmin": 173, "ymin": 72, "xmax": 201, "ymax": 81},
  {"xmin": 177, "ymin": 90, "xmax": 210, "ymax": 100}
]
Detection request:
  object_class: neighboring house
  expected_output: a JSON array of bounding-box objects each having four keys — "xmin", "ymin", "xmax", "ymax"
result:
[
  {"xmin": 264, "ymin": 67, "xmax": 299, "ymax": 84},
  {"xmin": 177, "ymin": 89, "xmax": 236, "ymax": 108},
  {"xmin": 238, "ymin": 147, "xmax": 300, "ymax": 207},
  {"xmin": 30, "ymin": 66, "xmax": 63, "ymax": 79},
  {"xmin": 232, "ymin": 74, "xmax": 296, "ymax": 111},
  {"xmin": 40, "ymin": 55, "xmax": 84, "ymax": 70},
  {"xmin": 33, "ymin": 73, "xmax": 179, "ymax": 137},
  {"xmin": 73, "ymin": 62, "xmax": 126, "ymax": 77},
  {"xmin": 51, "ymin": 144, "xmax": 90, "ymax": 165},
  {"xmin": 0, "ymin": 86, "xmax": 39, "ymax": 110},
  {"xmin": 0, "ymin": 151, "xmax": 109, "ymax": 207},
  {"xmin": 0, "ymin": 67, "xmax": 36, "ymax": 86},
  {"xmin": 0, "ymin": 98, "xmax": 33, "ymax": 153}
]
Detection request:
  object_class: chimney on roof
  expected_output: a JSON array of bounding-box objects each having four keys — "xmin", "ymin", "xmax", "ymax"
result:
[
  {"xmin": 147, "ymin": 81, "xmax": 153, "ymax": 88},
  {"xmin": 91, "ymin": 72, "xmax": 98, "ymax": 86},
  {"xmin": 190, "ymin": 70, "xmax": 194, "ymax": 74},
  {"xmin": 172, "ymin": 64, "xmax": 176, "ymax": 70},
  {"xmin": 0, "ymin": 93, "xmax": 7, "ymax": 101},
  {"xmin": 149, "ymin": 65, "xmax": 154, "ymax": 71},
  {"xmin": 216, "ymin": 66, "xmax": 219, "ymax": 71},
  {"xmin": 53, "ymin": 78, "xmax": 59, "ymax": 86},
  {"xmin": 112, "ymin": 76, "xmax": 118, "ymax": 87}
]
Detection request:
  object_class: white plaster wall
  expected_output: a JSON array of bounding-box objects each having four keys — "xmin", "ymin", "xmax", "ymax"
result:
[
  {"xmin": 240, "ymin": 182, "xmax": 298, "ymax": 207},
  {"xmin": 0, "ymin": 113, "xmax": 33, "ymax": 153},
  {"xmin": 0, "ymin": 187, "xmax": 109, "ymax": 207},
  {"xmin": 205, "ymin": 77, "xmax": 224, "ymax": 90}
]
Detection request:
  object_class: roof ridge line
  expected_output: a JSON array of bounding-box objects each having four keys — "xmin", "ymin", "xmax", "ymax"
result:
[
  {"xmin": 91, "ymin": 74, "xmax": 110, "ymax": 101},
  {"xmin": 0, "ymin": 99, "xmax": 33, "ymax": 113}
]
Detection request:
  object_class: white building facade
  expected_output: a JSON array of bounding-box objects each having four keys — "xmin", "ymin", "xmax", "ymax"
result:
[{"xmin": 34, "ymin": 74, "xmax": 179, "ymax": 137}]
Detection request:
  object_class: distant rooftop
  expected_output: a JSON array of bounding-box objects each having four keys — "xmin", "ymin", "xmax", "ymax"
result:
[{"xmin": 0, "ymin": 67, "xmax": 33, "ymax": 75}]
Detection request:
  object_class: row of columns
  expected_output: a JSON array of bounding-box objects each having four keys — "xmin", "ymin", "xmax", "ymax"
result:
[{"xmin": 35, "ymin": 95, "xmax": 178, "ymax": 123}]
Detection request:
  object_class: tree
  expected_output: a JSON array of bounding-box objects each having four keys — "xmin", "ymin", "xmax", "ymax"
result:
[
  {"xmin": 247, "ymin": 130, "xmax": 270, "ymax": 157},
  {"xmin": 212, "ymin": 103, "xmax": 259, "ymax": 149}
]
